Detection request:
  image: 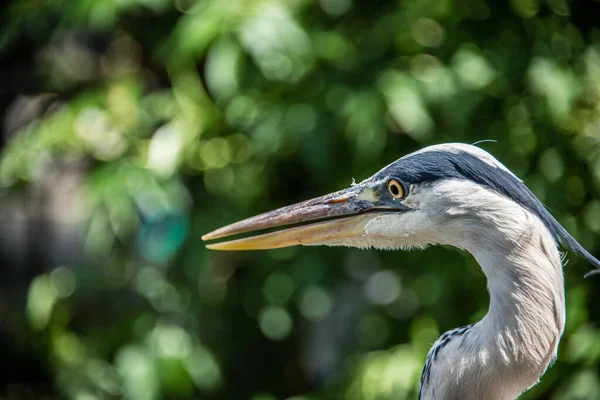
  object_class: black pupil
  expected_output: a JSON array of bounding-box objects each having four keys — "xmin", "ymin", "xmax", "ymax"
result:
[{"xmin": 390, "ymin": 183, "xmax": 400, "ymax": 196}]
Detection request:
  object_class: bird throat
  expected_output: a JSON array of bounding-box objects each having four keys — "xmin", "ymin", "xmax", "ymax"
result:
[{"xmin": 464, "ymin": 218, "xmax": 564, "ymax": 398}]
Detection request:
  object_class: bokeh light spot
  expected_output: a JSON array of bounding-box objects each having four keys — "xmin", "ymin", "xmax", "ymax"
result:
[
  {"xmin": 55, "ymin": 332, "xmax": 85, "ymax": 366},
  {"xmin": 50, "ymin": 267, "xmax": 76, "ymax": 299},
  {"xmin": 263, "ymin": 272, "xmax": 296, "ymax": 304},
  {"xmin": 200, "ymin": 137, "xmax": 232, "ymax": 169},
  {"xmin": 411, "ymin": 54, "xmax": 444, "ymax": 84},
  {"xmin": 583, "ymin": 200, "xmax": 600, "ymax": 233},
  {"xmin": 412, "ymin": 18, "xmax": 445, "ymax": 48},
  {"xmin": 298, "ymin": 286, "xmax": 334, "ymax": 321},
  {"xmin": 26, "ymin": 274, "xmax": 57, "ymax": 330},
  {"xmin": 538, "ymin": 148, "xmax": 564, "ymax": 182},
  {"xmin": 259, "ymin": 306, "xmax": 293, "ymax": 341},
  {"xmin": 365, "ymin": 270, "xmax": 401, "ymax": 305},
  {"xmin": 147, "ymin": 124, "xmax": 184, "ymax": 176},
  {"xmin": 452, "ymin": 48, "xmax": 496, "ymax": 90},
  {"xmin": 116, "ymin": 346, "xmax": 160, "ymax": 400},
  {"xmin": 151, "ymin": 325, "xmax": 192, "ymax": 358},
  {"xmin": 184, "ymin": 346, "xmax": 223, "ymax": 390}
]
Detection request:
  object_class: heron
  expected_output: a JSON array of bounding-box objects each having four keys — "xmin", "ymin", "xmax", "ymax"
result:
[{"xmin": 201, "ymin": 143, "xmax": 600, "ymax": 399}]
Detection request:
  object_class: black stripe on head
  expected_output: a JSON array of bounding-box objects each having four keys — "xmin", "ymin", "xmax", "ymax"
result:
[{"xmin": 378, "ymin": 149, "xmax": 600, "ymax": 275}]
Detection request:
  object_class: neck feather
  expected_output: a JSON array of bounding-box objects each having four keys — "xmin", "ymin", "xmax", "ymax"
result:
[
  {"xmin": 416, "ymin": 181, "xmax": 567, "ymax": 400},
  {"xmin": 442, "ymin": 209, "xmax": 565, "ymax": 399},
  {"xmin": 471, "ymin": 209, "xmax": 565, "ymax": 369}
]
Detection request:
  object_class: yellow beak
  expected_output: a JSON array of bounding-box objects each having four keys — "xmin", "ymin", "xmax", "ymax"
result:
[{"xmin": 202, "ymin": 186, "xmax": 386, "ymax": 251}]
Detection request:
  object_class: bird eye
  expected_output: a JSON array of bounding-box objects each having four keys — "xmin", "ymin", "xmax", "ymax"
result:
[{"xmin": 387, "ymin": 179, "xmax": 405, "ymax": 199}]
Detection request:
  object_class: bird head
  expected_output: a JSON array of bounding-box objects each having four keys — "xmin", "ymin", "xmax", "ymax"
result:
[{"xmin": 202, "ymin": 143, "xmax": 600, "ymax": 276}]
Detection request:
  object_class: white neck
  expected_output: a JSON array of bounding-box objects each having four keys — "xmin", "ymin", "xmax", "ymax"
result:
[
  {"xmin": 472, "ymin": 234, "xmax": 565, "ymax": 396},
  {"xmin": 421, "ymin": 208, "xmax": 565, "ymax": 400}
]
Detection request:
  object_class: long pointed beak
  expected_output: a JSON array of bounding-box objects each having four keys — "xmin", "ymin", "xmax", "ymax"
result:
[{"xmin": 202, "ymin": 186, "xmax": 388, "ymax": 250}]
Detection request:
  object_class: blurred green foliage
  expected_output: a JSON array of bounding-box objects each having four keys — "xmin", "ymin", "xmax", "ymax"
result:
[{"xmin": 1, "ymin": 0, "xmax": 600, "ymax": 399}]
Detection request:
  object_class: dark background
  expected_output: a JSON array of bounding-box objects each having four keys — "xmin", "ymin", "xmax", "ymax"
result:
[{"xmin": 1, "ymin": 0, "xmax": 600, "ymax": 398}]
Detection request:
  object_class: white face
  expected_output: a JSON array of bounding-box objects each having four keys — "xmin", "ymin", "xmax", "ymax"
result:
[{"xmin": 316, "ymin": 178, "xmax": 531, "ymax": 255}]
